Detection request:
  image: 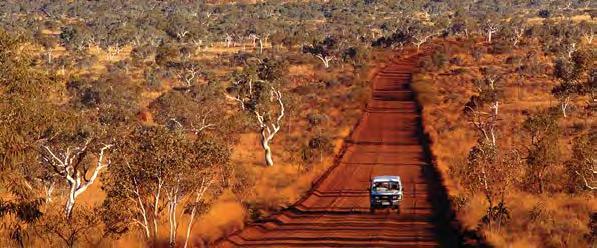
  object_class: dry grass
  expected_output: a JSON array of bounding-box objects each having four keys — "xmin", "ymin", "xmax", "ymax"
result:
[{"xmin": 414, "ymin": 40, "xmax": 596, "ymax": 247}]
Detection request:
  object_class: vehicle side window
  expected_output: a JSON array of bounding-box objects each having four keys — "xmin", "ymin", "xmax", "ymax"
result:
[{"xmin": 390, "ymin": 183, "xmax": 398, "ymax": 190}]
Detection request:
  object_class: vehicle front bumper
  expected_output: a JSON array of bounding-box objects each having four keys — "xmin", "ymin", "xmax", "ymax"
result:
[{"xmin": 371, "ymin": 196, "xmax": 402, "ymax": 207}]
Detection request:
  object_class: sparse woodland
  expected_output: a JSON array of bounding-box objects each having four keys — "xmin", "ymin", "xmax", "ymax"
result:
[{"xmin": 0, "ymin": 0, "xmax": 594, "ymax": 247}]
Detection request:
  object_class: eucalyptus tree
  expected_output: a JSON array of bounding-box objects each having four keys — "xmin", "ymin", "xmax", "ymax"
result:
[
  {"xmin": 150, "ymin": 82, "xmax": 226, "ymax": 135},
  {"xmin": 521, "ymin": 111, "xmax": 561, "ymax": 193},
  {"xmin": 503, "ymin": 16, "xmax": 527, "ymax": 47},
  {"xmin": 459, "ymin": 70, "xmax": 520, "ymax": 229},
  {"xmin": 102, "ymin": 125, "xmax": 228, "ymax": 246},
  {"xmin": 303, "ymin": 37, "xmax": 341, "ymax": 68},
  {"xmin": 481, "ymin": 12, "xmax": 502, "ymax": 44},
  {"xmin": 450, "ymin": 7, "xmax": 478, "ymax": 37},
  {"xmin": 225, "ymin": 58, "xmax": 287, "ymax": 166},
  {"xmin": 551, "ymin": 49, "xmax": 593, "ymax": 118},
  {"xmin": 464, "ymin": 67, "xmax": 504, "ymax": 146},
  {"xmin": 40, "ymin": 137, "xmax": 113, "ymax": 218},
  {"xmin": 565, "ymin": 132, "xmax": 596, "ymax": 192},
  {"xmin": 0, "ymin": 30, "xmax": 62, "ymax": 246}
]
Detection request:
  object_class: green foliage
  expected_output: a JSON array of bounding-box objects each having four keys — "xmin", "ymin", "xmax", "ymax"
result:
[
  {"xmin": 480, "ymin": 201, "xmax": 511, "ymax": 228},
  {"xmin": 460, "ymin": 143, "xmax": 518, "ymax": 200},
  {"xmin": 226, "ymin": 57, "xmax": 287, "ymax": 115},
  {"xmin": 4, "ymin": 0, "xmax": 595, "ymax": 246},
  {"xmin": 102, "ymin": 125, "xmax": 229, "ymax": 237},
  {"xmin": 0, "ymin": 29, "xmax": 73, "ymax": 205},
  {"xmin": 155, "ymin": 42, "xmax": 180, "ymax": 67},
  {"xmin": 67, "ymin": 73, "xmax": 141, "ymax": 128},
  {"xmin": 257, "ymin": 58, "xmax": 288, "ymax": 82}
]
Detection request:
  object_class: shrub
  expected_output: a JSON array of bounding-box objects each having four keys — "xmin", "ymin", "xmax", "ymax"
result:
[
  {"xmin": 471, "ymin": 46, "xmax": 486, "ymax": 62},
  {"xmin": 490, "ymin": 40, "xmax": 512, "ymax": 54},
  {"xmin": 505, "ymin": 56, "xmax": 522, "ymax": 65},
  {"xmin": 431, "ymin": 51, "xmax": 448, "ymax": 69},
  {"xmin": 451, "ymin": 68, "xmax": 467, "ymax": 75},
  {"xmin": 538, "ymin": 9, "xmax": 551, "ymax": 18},
  {"xmin": 449, "ymin": 56, "xmax": 463, "ymax": 66},
  {"xmin": 301, "ymin": 134, "xmax": 335, "ymax": 163},
  {"xmin": 306, "ymin": 113, "xmax": 329, "ymax": 128}
]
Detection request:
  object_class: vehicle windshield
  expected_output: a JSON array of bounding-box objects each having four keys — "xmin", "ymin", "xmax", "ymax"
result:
[{"xmin": 372, "ymin": 181, "xmax": 400, "ymax": 192}]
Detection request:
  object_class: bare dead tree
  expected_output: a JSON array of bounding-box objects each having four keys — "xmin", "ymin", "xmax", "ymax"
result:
[
  {"xmin": 178, "ymin": 65, "xmax": 200, "ymax": 87},
  {"xmin": 485, "ymin": 23, "xmax": 500, "ymax": 43},
  {"xmin": 583, "ymin": 28, "xmax": 594, "ymax": 44},
  {"xmin": 567, "ymin": 42, "xmax": 577, "ymax": 58},
  {"xmin": 41, "ymin": 140, "xmax": 113, "ymax": 218},
  {"xmin": 412, "ymin": 32, "xmax": 436, "ymax": 52},
  {"xmin": 315, "ymin": 54, "xmax": 336, "ymax": 68},
  {"xmin": 224, "ymin": 33, "xmax": 233, "ymax": 48},
  {"xmin": 248, "ymin": 33, "xmax": 259, "ymax": 48},
  {"xmin": 466, "ymin": 106, "xmax": 498, "ymax": 147},
  {"xmin": 511, "ymin": 25, "xmax": 526, "ymax": 47},
  {"xmin": 169, "ymin": 111, "xmax": 215, "ymax": 135}
]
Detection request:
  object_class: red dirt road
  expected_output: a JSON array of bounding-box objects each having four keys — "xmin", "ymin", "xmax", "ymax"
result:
[{"xmin": 218, "ymin": 53, "xmax": 464, "ymax": 247}]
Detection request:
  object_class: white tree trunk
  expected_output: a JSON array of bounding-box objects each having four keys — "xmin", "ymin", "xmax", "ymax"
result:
[
  {"xmin": 133, "ymin": 182, "xmax": 151, "ymax": 239},
  {"xmin": 44, "ymin": 181, "xmax": 55, "ymax": 203},
  {"xmin": 488, "ymin": 31, "xmax": 493, "ymax": 43},
  {"xmin": 46, "ymin": 49, "xmax": 53, "ymax": 64},
  {"xmin": 65, "ymin": 193, "xmax": 75, "ymax": 217},
  {"xmin": 259, "ymin": 38, "xmax": 264, "ymax": 54},
  {"xmin": 584, "ymin": 33, "xmax": 594, "ymax": 44},
  {"xmin": 183, "ymin": 178, "xmax": 213, "ymax": 248},
  {"xmin": 561, "ymin": 99, "xmax": 569, "ymax": 118},
  {"xmin": 261, "ymin": 130, "xmax": 274, "ymax": 166},
  {"xmin": 168, "ymin": 196, "xmax": 178, "ymax": 246},
  {"xmin": 152, "ymin": 179, "xmax": 163, "ymax": 241},
  {"xmin": 43, "ymin": 142, "xmax": 112, "ymax": 218}
]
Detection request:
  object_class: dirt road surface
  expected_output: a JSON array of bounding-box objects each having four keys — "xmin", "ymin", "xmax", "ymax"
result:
[{"xmin": 218, "ymin": 53, "xmax": 465, "ymax": 247}]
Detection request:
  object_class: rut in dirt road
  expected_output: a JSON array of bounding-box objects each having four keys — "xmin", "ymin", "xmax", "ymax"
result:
[{"xmin": 218, "ymin": 53, "xmax": 467, "ymax": 247}]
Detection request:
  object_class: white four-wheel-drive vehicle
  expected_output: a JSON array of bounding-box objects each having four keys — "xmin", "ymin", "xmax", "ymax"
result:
[{"xmin": 369, "ymin": 176, "xmax": 403, "ymax": 213}]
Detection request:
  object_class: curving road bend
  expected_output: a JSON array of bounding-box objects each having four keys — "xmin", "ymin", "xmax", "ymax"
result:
[{"xmin": 218, "ymin": 53, "xmax": 463, "ymax": 247}]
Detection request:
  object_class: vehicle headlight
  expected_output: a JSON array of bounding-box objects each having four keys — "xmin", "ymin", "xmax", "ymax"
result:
[{"xmin": 392, "ymin": 195, "xmax": 398, "ymax": 199}]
